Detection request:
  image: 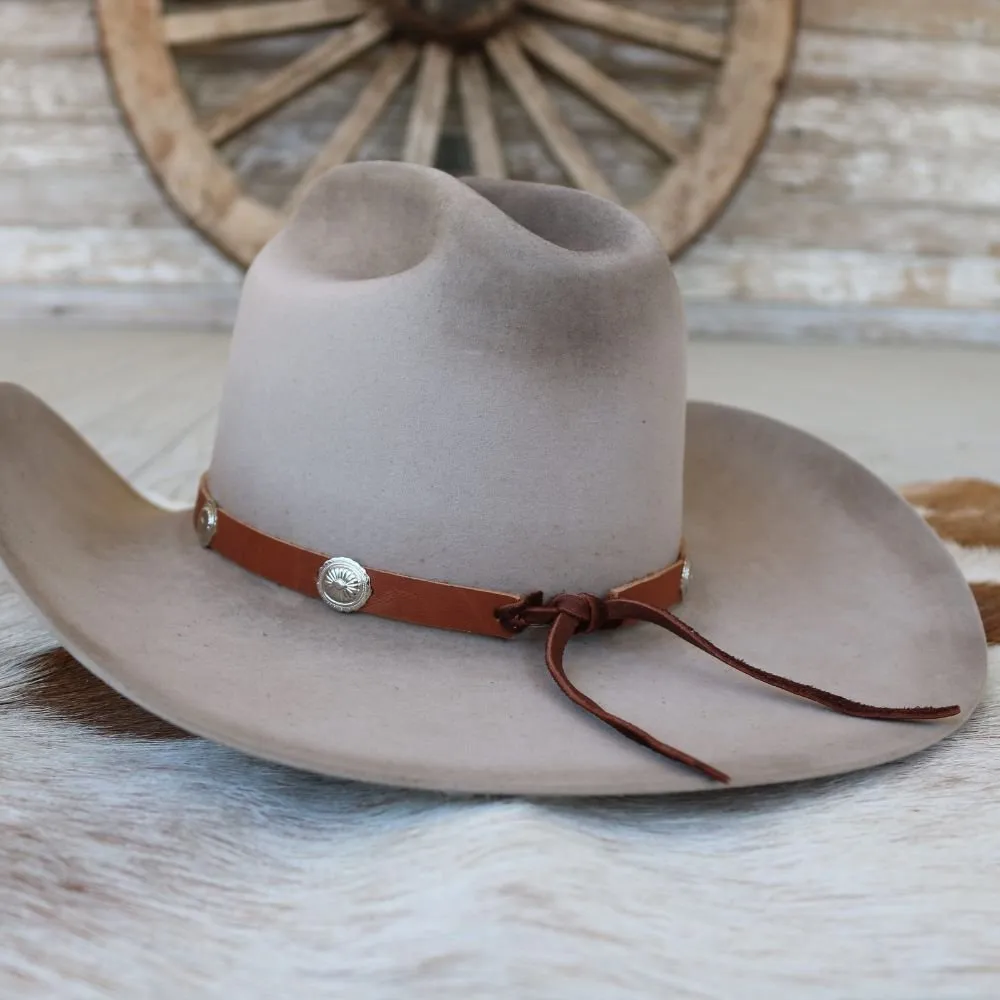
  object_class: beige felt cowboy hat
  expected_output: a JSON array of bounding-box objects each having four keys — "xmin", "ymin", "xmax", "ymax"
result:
[{"xmin": 0, "ymin": 162, "xmax": 987, "ymax": 795}]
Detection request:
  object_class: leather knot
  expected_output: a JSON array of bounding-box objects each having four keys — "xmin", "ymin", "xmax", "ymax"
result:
[
  {"xmin": 497, "ymin": 588, "xmax": 960, "ymax": 786},
  {"xmin": 494, "ymin": 591, "xmax": 547, "ymax": 633},
  {"xmin": 550, "ymin": 593, "xmax": 607, "ymax": 634},
  {"xmin": 495, "ymin": 592, "xmax": 617, "ymax": 634}
]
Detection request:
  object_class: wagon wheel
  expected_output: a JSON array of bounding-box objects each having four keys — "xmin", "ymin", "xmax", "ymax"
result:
[{"xmin": 96, "ymin": 0, "xmax": 797, "ymax": 266}]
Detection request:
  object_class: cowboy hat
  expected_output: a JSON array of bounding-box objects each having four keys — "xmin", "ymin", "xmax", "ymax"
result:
[{"xmin": 0, "ymin": 162, "xmax": 986, "ymax": 794}]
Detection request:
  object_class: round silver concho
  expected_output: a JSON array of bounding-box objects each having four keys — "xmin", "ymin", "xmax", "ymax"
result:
[
  {"xmin": 195, "ymin": 498, "xmax": 218, "ymax": 548},
  {"xmin": 317, "ymin": 556, "xmax": 372, "ymax": 613},
  {"xmin": 680, "ymin": 559, "xmax": 692, "ymax": 599}
]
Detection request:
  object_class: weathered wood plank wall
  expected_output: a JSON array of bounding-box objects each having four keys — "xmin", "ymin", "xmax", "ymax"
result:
[{"xmin": 1, "ymin": 0, "xmax": 999, "ymax": 341}]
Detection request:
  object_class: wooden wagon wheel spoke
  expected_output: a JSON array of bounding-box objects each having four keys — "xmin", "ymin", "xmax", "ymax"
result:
[
  {"xmin": 163, "ymin": 0, "xmax": 367, "ymax": 47},
  {"xmin": 402, "ymin": 43, "xmax": 454, "ymax": 166},
  {"xmin": 287, "ymin": 40, "xmax": 420, "ymax": 211},
  {"xmin": 203, "ymin": 11, "xmax": 391, "ymax": 144},
  {"xmin": 522, "ymin": 0, "xmax": 725, "ymax": 63},
  {"xmin": 457, "ymin": 53, "xmax": 506, "ymax": 179},
  {"xmin": 97, "ymin": 0, "xmax": 796, "ymax": 265},
  {"xmin": 516, "ymin": 19, "xmax": 689, "ymax": 160},
  {"xmin": 486, "ymin": 30, "xmax": 615, "ymax": 202}
]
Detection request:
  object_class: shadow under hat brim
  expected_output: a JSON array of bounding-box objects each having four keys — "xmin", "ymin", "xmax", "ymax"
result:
[{"xmin": 0, "ymin": 384, "xmax": 987, "ymax": 795}]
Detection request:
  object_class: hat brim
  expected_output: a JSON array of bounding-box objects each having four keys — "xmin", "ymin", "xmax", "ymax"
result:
[{"xmin": 0, "ymin": 384, "xmax": 986, "ymax": 795}]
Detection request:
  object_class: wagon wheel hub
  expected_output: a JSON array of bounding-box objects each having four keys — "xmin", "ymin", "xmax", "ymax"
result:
[{"xmin": 380, "ymin": 0, "xmax": 519, "ymax": 44}]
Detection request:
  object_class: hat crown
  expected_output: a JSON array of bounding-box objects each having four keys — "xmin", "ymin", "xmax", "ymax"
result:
[{"xmin": 209, "ymin": 162, "xmax": 686, "ymax": 595}]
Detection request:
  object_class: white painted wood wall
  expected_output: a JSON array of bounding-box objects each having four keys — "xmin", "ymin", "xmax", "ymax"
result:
[{"xmin": 1, "ymin": 0, "xmax": 999, "ymax": 342}]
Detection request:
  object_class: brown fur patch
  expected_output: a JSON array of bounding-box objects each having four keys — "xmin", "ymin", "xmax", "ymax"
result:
[
  {"xmin": 10, "ymin": 647, "xmax": 193, "ymax": 740},
  {"xmin": 971, "ymin": 583, "xmax": 1000, "ymax": 646},
  {"xmin": 923, "ymin": 511, "xmax": 1000, "ymax": 548},
  {"xmin": 901, "ymin": 478, "xmax": 1000, "ymax": 644},
  {"xmin": 902, "ymin": 477, "xmax": 1000, "ymax": 513},
  {"xmin": 903, "ymin": 478, "xmax": 1000, "ymax": 547}
]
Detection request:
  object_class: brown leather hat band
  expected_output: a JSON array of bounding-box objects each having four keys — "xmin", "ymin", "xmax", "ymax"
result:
[
  {"xmin": 195, "ymin": 477, "xmax": 686, "ymax": 639},
  {"xmin": 194, "ymin": 476, "xmax": 961, "ymax": 784}
]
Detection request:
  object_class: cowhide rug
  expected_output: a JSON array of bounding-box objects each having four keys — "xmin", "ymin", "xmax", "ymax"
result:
[{"xmin": 1, "ymin": 480, "xmax": 998, "ymax": 999}]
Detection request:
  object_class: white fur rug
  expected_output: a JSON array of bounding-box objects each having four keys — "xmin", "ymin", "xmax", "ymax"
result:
[{"xmin": 1, "ymin": 480, "xmax": 998, "ymax": 999}]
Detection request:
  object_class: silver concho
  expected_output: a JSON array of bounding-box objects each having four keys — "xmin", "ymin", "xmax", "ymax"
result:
[
  {"xmin": 680, "ymin": 558, "xmax": 692, "ymax": 599},
  {"xmin": 196, "ymin": 498, "xmax": 218, "ymax": 548},
  {"xmin": 317, "ymin": 556, "xmax": 372, "ymax": 613}
]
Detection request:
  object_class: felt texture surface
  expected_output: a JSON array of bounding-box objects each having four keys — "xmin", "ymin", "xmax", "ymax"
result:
[
  {"xmin": 0, "ymin": 384, "xmax": 985, "ymax": 794},
  {"xmin": 210, "ymin": 164, "xmax": 686, "ymax": 596},
  {"xmin": 0, "ymin": 163, "xmax": 987, "ymax": 793}
]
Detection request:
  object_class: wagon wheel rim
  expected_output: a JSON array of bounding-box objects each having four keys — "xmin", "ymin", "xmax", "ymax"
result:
[{"xmin": 95, "ymin": 0, "xmax": 798, "ymax": 267}]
